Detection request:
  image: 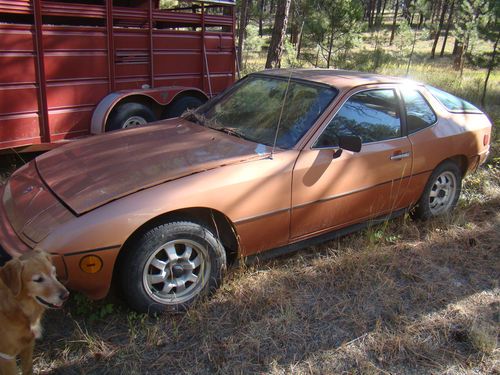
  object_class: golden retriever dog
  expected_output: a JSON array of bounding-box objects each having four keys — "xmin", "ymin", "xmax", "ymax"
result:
[{"xmin": 0, "ymin": 250, "xmax": 69, "ymax": 375}]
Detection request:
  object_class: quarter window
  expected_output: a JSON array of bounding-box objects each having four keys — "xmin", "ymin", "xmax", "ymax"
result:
[
  {"xmin": 426, "ymin": 86, "xmax": 480, "ymax": 113},
  {"xmin": 401, "ymin": 88, "xmax": 437, "ymax": 133},
  {"xmin": 315, "ymin": 89, "xmax": 401, "ymax": 148}
]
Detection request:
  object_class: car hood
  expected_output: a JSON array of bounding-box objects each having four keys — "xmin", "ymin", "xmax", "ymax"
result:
[{"xmin": 36, "ymin": 119, "xmax": 271, "ymax": 215}]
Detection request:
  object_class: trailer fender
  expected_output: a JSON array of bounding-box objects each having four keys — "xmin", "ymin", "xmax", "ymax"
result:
[
  {"xmin": 91, "ymin": 93, "xmax": 123, "ymax": 134},
  {"xmin": 91, "ymin": 87, "xmax": 208, "ymax": 134}
]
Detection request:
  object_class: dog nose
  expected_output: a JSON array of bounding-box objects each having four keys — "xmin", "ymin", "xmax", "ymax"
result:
[{"xmin": 60, "ymin": 290, "xmax": 69, "ymax": 301}]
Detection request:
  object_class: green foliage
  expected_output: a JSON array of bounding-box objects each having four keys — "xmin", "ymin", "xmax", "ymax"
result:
[
  {"xmin": 303, "ymin": 0, "xmax": 363, "ymax": 67},
  {"xmin": 127, "ymin": 311, "xmax": 149, "ymax": 339},
  {"xmin": 284, "ymin": 40, "xmax": 301, "ymax": 67},
  {"xmin": 244, "ymin": 24, "xmax": 265, "ymax": 54},
  {"xmin": 395, "ymin": 21, "xmax": 413, "ymax": 52},
  {"xmin": 454, "ymin": 0, "xmax": 492, "ymax": 47},
  {"xmin": 159, "ymin": 0, "xmax": 178, "ymax": 9},
  {"xmin": 73, "ymin": 293, "xmax": 115, "ymax": 322}
]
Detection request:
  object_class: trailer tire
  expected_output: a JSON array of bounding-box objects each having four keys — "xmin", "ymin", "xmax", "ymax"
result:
[
  {"xmin": 106, "ymin": 102, "xmax": 156, "ymax": 131},
  {"xmin": 164, "ymin": 96, "xmax": 206, "ymax": 118}
]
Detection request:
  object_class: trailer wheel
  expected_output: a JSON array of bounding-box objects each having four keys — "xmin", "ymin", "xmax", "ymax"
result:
[
  {"xmin": 164, "ymin": 96, "xmax": 206, "ymax": 118},
  {"xmin": 107, "ymin": 102, "xmax": 156, "ymax": 131}
]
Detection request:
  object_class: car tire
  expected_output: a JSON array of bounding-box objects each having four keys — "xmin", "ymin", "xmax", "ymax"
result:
[
  {"xmin": 106, "ymin": 102, "xmax": 156, "ymax": 131},
  {"xmin": 119, "ymin": 221, "xmax": 226, "ymax": 314},
  {"xmin": 411, "ymin": 160, "xmax": 462, "ymax": 220},
  {"xmin": 164, "ymin": 96, "xmax": 205, "ymax": 118}
]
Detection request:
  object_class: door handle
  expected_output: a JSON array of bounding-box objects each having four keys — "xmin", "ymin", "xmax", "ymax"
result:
[{"xmin": 390, "ymin": 152, "xmax": 411, "ymax": 160}]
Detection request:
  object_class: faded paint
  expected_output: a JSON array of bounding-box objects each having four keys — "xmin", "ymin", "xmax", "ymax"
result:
[{"xmin": 0, "ymin": 69, "xmax": 492, "ymax": 300}]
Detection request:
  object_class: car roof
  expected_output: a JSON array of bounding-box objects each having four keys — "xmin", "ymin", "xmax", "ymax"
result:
[{"xmin": 257, "ymin": 68, "xmax": 417, "ymax": 91}]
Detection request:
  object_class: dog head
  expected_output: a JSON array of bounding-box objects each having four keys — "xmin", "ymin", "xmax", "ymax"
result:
[{"xmin": 0, "ymin": 250, "xmax": 69, "ymax": 309}]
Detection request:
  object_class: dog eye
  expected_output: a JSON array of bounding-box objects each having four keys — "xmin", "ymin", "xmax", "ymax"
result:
[{"xmin": 32, "ymin": 276, "xmax": 44, "ymax": 283}]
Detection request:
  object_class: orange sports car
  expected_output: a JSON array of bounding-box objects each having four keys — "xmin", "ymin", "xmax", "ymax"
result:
[{"xmin": 0, "ymin": 69, "xmax": 492, "ymax": 313}]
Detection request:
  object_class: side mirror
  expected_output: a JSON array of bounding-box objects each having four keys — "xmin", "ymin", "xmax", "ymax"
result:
[
  {"xmin": 332, "ymin": 135, "xmax": 362, "ymax": 158},
  {"xmin": 338, "ymin": 135, "xmax": 362, "ymax": 153}
]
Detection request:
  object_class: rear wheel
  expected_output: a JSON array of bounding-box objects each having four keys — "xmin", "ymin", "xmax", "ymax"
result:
[
  {"xmin": 411, "ymin": 161, "xmax": 462, "ymax": 220},
  {"xmin": 106, "ymin": 102, "xmax": 156, "ymax": 131},
  {"xmin": 120, "ymin": 221, "xmax": 226, "ymax": 314}
]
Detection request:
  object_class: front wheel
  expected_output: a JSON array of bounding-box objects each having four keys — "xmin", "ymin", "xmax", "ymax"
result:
[
  {"xmin": 411, "ymin": 161, "xmax": 462, "ymax": 220},
  {"xmin": 120, "ymin": 221, "xmax": 226, "ymax": 314}
]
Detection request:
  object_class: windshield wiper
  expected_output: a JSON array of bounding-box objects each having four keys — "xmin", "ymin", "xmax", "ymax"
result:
[
  {"xmin": 211, "ymin": 126, "xmax": 247, "ymax": 140},
  {"xmin": 184, "ymin": 112, "xmax": 205, "ymax": 126}
]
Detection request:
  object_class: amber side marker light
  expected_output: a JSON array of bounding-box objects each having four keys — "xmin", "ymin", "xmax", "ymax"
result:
[{"xmin": 79, "ymin": 255, "xmax": 103, "ymax": 274}]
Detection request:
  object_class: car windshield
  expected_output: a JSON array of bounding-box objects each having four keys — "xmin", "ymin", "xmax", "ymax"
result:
[{"xmin": 193, "ymin": 75, "xmax": 337, "ymax": 149}]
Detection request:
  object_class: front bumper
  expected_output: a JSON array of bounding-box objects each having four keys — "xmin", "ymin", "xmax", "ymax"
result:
[
  {"xmin": 0, "ymin": 184, "xmax": 31, "ymax": 257},
  {"xmin": 0, "ymin": 184, "xmax": 119, "ymax": 299}
]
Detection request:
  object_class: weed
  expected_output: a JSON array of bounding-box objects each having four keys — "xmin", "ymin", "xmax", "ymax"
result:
[
  {"xmin": 72, "ymin": 292, "xmax": 116, "ymax": 322},
  {"xmin": 468, "ymin": 320, "xmax": 498, "ymax": 354}
]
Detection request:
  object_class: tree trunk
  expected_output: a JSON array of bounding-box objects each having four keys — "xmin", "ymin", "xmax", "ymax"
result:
[
  {"xmin": 296, "ymin": 20, "xmax": 305, "ymax": 59},
  {"xmin": 406, "ymin": 26, "xmax": 417, "ymax": 74},
  {"xmin": 378, "ymin": 0, "xmax": 388, "ymax": 26},
  {"xmin": 289, "ymin": 3, "xmax": 302, "ymax": 46},
  {"xmin": 259, "ymin": 0, "xmax": 265, "ymax": 37},
  {"xmin": 375, "ymin": 0, "xmax": 382, "ymax": 25},
  {"xmin": 459, "ymin": 39, "xmax": 468, "ymax": 76},
  {"xmin": 402, "ymin": 0, "xmax": 411, "ymax": 22},
  {"xmin": 430, "ymin": 0, "xmax": 448, "ymax": 58},
  {"xmin": 452, "ymin": 38, "xmax": 459, "ymax": 55},
  {"xmin": 481, "ymin": 32, "xmax": 499, "ymax": 106},
  {"xmin": 368, "ymin": 0, "xmax": 376, "ymax": 28},
  {"xmin": 237, "ymin": 0, "xmax": 251, "ymax": 70},
  {"xmin": 440, "ymin": 0, "xmax": 454, "ymax": 56},
  {"xmin": 389, "ymin": 0, "xmax": 399, "ymax": 45},
  {"xmin": 418, "ymin": 12, "xmax": 425, "ymax": 28},
  {"xmin": 453, "ymin": 44, "xmax": 463, "ymax": 69},
  {"xmin": 327, "ymin": 24, "xmax": 335, "ymax": 68},
  {"xmin": 454, "ymin": 38, "xmax": 467, "ymax": 74},
  {"xmin": 265, "ymin": 0, "xmax": 291, "ymax": 69},
  {"xmin": 431, "ymin": 0, "xmax": 442, "ymax": 24},
  {"xmin": 288, "ymin": 1, "xmax": 294, "ymax": 43}
]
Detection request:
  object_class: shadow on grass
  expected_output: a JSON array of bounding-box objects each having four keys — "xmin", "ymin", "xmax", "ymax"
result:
[{"xmin": 35, "ymin": 195, "xmax": 499, "ymax": 374}]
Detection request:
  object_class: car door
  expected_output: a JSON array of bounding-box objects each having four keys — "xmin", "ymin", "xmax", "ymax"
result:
[{"xmin": 290, "ymin": 86, "xmax": 413, "ymax": 240}]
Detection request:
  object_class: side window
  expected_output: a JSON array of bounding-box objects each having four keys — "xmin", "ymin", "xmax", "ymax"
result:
[
  {"xmin": 314, "ymin": 89, "xmax": 401, "ymax": 148},
  {"xmin": 401, "ymin": 88, "xmax": 437, "ymax": 134}
]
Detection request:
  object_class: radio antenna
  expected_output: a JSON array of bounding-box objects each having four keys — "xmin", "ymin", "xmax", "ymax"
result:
[{"xmin": 271, "ymin": 71, "xmax": 292, "ymax": 159}]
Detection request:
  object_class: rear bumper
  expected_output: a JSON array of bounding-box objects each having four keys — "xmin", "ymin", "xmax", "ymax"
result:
[
  {"xmin": 478, "ymin": 149, "xmax": 490, "ymax": 167},
  {"xmin": 468, "ymin": 148, "xmax": 490, "ymax": 174}
]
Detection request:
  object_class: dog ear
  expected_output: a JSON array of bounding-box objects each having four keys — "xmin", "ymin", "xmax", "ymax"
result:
[
  {"xmin": 33, "ymin": 249, "xmax": 52, "ymax": 263},
  {"xmin": 0, "ymin": 259, "xmax": 23, "ymax": 296}
]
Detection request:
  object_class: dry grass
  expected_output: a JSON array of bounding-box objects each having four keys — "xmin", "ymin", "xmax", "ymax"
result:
[{"xmin": 17, "ymin": 163, "xmax": 496, "ymax": 375}]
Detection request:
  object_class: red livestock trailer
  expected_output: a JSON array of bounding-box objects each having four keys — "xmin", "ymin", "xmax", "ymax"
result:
[{"xmin": 0, "ymin": 0, "xmax": 236, "ymax": 151}]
